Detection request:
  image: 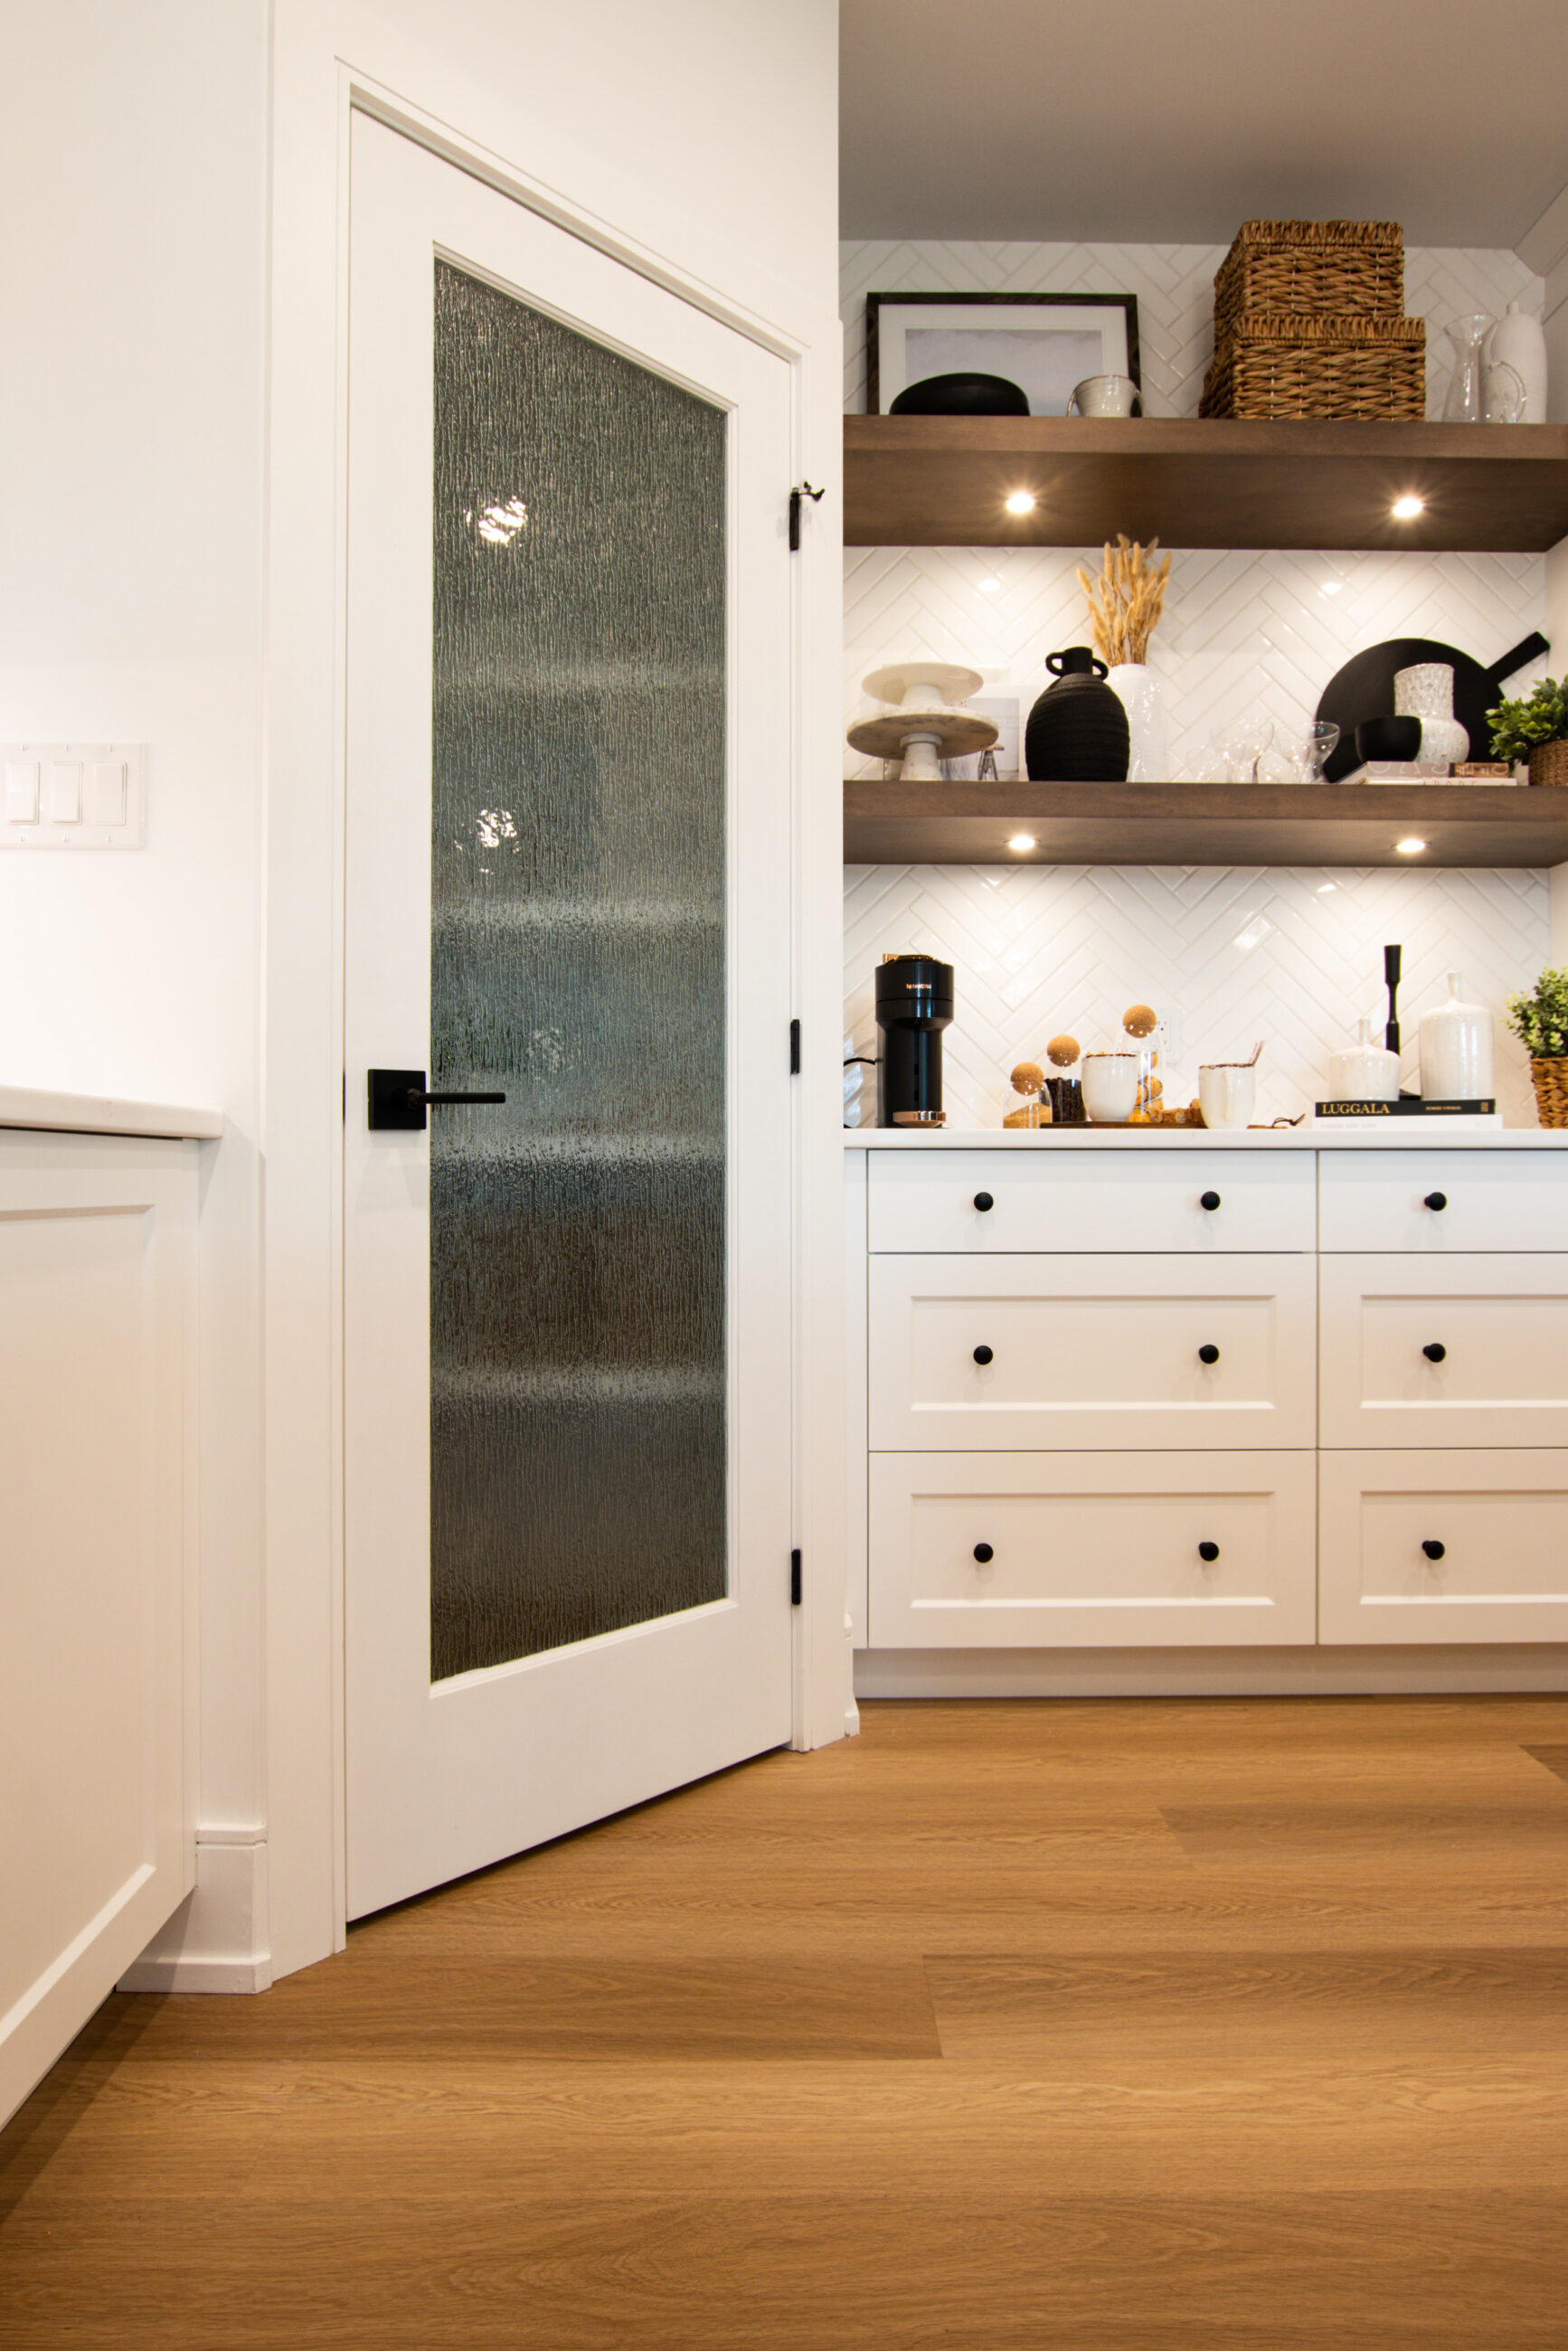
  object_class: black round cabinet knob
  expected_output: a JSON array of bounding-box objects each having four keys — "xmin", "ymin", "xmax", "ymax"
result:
[
  {"xmin": 973, "ymin": 1344, "xmax": 994, "ymax": 1366},
  {"xmin": 1198, "ymin": 1541, "xmax": 1221, "ymax": 1563},
  {"xmin": 973, "ymin": 1542, "xmax": 994, "ymax": 1564},
  {"xmin": 1424, "ymin": 1191, "xmax": 1448, "ymax": 1212},
  {"xmin": 1422, "ymin": 1539, "xmax": 1446, "ymax": 1562},
  {"xmin": 974, "ymin": 1191, "xmax": 994, "ymax": 1213},
  {"xmin": 1198, "ymin": 1343, "xmax": 1221, "ymax": 1365},
  {"xmin": 1200, "ymin": 1190, "xmax": 1222, "ymax": 1212},
  {"xmin": 1423, "ymin": 1342, "xmax": 1447, "ymax": 1364}
]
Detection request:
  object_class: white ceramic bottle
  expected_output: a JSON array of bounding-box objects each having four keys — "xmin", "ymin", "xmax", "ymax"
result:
[
  {"xmin": 1485, "ymin": 302, "xmax": 1548, "ymax": 424},
  {"xmin": 1327, "ymin": 1015, "xmax": 1400, "ymax": 1102},
  {"xmin": 1419, "ymin": 971, "xmax": 1495, "ymax": 1102}
]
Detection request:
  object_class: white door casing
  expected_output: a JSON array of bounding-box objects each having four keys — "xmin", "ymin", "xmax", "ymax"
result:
[{"xmin": 343, "ymin": 118, "xmax": 795, "ymax": 1920}]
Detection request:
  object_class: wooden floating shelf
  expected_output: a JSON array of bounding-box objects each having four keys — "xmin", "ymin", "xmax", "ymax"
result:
[
  {"xmin": 843, "ymin": 780, "xmax": 1568, "ymax": 870},
  {"xmin": 843, "ymin": 417, "xmax": 1568, "ymax": 552}
]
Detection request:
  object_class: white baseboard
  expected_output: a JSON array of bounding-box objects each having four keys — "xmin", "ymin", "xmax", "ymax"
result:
[
  {"xmin": 118, "ymin": 1827, "xmax": 271, "ymax": 1994},
  {"xmin": 855, "ymin": 1645, "xmax": 1568, "ymax": 1701}
]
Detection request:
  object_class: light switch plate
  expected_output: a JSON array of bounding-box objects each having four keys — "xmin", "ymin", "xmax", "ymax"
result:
[{"xmin": 0, "ymin": 742, "xmax": 146, "ymax": 848}]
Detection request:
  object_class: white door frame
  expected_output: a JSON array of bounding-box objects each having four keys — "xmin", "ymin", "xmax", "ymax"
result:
[{"xmin": 262, "ymin": 21, "xmax": 847, "ymax": 1981}]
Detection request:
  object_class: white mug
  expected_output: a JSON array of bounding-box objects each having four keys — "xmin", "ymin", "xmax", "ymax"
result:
[
  {"xmin": 1081, "ymin": 1053, "xmax": 1140, "ymax": 1123},
  {"xmin": 1066, "ymin": 373, "xmax": 1143, "ymax": 419},
  {"xmin": 1199, "ymin": 1063, "xmax": 1256, "ymax": 1130}
]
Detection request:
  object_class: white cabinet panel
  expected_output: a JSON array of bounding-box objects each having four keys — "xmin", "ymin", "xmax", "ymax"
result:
[
  {"xmin": 868, "ymin": 1149, "xmax": 1315, "ymax": 1256},
  {"xmin": 869, "ymin": 1451, "xmax": 1317, "ymax": 1648},
  {"xmin": 870, "ymin": 1253, "xmax": 1316, "ymax": 1452},
  {"xmin": 1319, "ymin": 1449, "xmax": 1568, "ymax": 1644},
  {"xmin": 1320, "ymin": 1254, "xmax": 1568, "ymax": 1449},
  {"xmin": 1318, "ymin": 1151, "xmax": 1568, "ymax": 1254},
  {"xmin": 0, "ymin": 1133, "xmax": 195, "ymax": 2129}
]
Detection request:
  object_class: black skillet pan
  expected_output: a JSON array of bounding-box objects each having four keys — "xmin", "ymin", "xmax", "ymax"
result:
[{"xmin": 1317, "ymin": 631, "xmax": 1548, "ymax": 779}]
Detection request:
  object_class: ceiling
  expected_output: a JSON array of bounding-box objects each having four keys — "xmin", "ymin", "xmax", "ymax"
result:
[{"xmin": 841, "ymin": 0, "xmax": 1568, "ymax": 250}]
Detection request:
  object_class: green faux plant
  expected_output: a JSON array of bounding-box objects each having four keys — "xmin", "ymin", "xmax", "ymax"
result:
[
  {"xmin": 1488, "ymin": 675, "xmax": 1568, "ymax": 767},
  {"xmin": 1506, "ymin": 966, "xmax": 1568, "ymax": 1058}
]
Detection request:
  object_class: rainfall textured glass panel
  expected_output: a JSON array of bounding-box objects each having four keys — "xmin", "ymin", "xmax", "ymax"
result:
[{"xmin": 430, "ymin": 260, "xmax": 726, "ymax": 1679}]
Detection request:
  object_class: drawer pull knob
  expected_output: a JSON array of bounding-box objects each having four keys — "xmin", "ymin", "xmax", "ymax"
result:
[
  {"xmin": 1423, "ymin": 1191, "xmax": 1448, "ymax": 1212},
  {"xmin": 1198, "ymin": 1343, "xmax": 1221, "ymax": 1365},
  {"xmin": 1422, "ymin": 1341, "xmax": 1447, "ymax": 1364},
  {"xmin": 973, "ymin": 1191, "xmax": 994, "ymax": 1213},
  {"xmin": 1199, "ymin": 1190, "xmax": 1222, "ymax": 1212},
  {"xmin": 1422, "ymin": 1539, "xmax": 1446, "ymax": 1563},
  {"xmin": 973, "ymin": 1542, "xmax": 995, "ymax": 1564},
  {"xmin": 972, "ymin": 1344, "xmax": 994, "ymax": 1365},
  {"xmin": 1198, "ymin": 1541, "xmax": 1221, "ymax": 1563}
]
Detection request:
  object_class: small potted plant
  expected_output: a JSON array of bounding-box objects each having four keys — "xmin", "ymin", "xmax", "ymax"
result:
[
  {"xmin": 1488, "ymin": 675, "xmax": 1568, "ymax": 787},
  {"xmin": 1506, "ymin": 966, "xmax": 1568, "ymax": 1125}
]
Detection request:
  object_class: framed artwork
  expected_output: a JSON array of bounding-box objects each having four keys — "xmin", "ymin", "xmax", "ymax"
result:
[{"xmin": 866, "ymin": 292, "xmax": 1141, "ymax": 417}]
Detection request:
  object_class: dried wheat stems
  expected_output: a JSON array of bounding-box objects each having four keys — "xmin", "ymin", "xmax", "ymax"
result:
[{"xmin": 1077, "ymin": 536, "xmax": 1172, "ymax": 666}]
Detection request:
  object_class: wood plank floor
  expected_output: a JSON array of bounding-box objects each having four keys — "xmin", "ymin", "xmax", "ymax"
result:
[{"xmin": 4, "ymin": 1695, "xmax": 1567, "ymax": 2348}]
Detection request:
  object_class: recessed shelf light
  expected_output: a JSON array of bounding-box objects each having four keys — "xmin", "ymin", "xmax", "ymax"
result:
[
  {"xmin": 1395, "ymin": 836, "xmax": 1428, "ymax": 854},
  {"xmin": 1004, "ymin": 491, "xmax": 1036, "ymax": 515},
  {"xmin": 1391, "ymin": 494, "xmax": 1425, "ymax": 520},
  {"xmin": 1007, "ymin": 833, "xmax": 1037, "ymax": 852}
]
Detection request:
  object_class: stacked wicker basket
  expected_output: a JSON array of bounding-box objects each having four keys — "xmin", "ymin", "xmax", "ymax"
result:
[{"xmin": 1200, "ymin": 221, "xmax": 1425, "ymax": 421}]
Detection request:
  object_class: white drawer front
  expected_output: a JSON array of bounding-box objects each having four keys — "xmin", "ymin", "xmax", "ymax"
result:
[
  {"xmin": 869, "ymin": 1254, "xmax": 1316, "ymax": 1451},
  {"xmin": 1318, "ymin": 1151, "xmax": 1568, "ymax": 1253},
  {"xmin": 1319, "ymin": 1449, "xmax": 1568, "ymax": 1644},
  {"xmin": 1319, "ymin": 1254, "xmax": 1568, "ymax": 1449},
  {"xmin": 869, "ymin": 1451, "xmax": 1317, "ymax": 1648},
  {"xmin": 867, "ymin": 1150, "xmax": 1315, "ymax": 1255}
]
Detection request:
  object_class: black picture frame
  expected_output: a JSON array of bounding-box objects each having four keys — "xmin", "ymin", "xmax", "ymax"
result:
[{"xmin": 866, "ymin": 290, "xmax": 1143, "ymax": 417}]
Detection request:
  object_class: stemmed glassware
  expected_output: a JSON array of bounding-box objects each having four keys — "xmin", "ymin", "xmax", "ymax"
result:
[{"xmin": 1296, "ymin": 721, "xmax": 1340, "ymax": 783}]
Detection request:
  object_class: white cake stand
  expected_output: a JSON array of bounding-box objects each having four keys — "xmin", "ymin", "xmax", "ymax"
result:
[{"xmin": 847, "ymin": 662, "xmax": 998, "ymax": 781}]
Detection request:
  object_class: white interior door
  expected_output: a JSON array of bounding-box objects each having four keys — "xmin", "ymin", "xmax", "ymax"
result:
[{"xmin": 344, "ymin": 117, "xmax": 795, "ymax": 1920}]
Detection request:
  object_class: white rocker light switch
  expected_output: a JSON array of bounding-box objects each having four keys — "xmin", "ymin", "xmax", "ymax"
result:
[
  {"xmin": 5, "ymin": 761, "xmax": 40, "ymax": 825},
  {"xmin": 48, "ymin": 760, "xmax": 82, "ymax": 823}
]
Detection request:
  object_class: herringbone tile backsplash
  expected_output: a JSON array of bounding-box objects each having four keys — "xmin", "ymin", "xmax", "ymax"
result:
[{"xmin": 840, "ymin": 239, "xmax": 1553, "ymax": 1130}]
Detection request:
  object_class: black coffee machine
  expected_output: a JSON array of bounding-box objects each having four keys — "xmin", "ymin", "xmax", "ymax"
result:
[{"xmin": 875, "ymin": 953, "xmax": 954, "ymax": 1127}]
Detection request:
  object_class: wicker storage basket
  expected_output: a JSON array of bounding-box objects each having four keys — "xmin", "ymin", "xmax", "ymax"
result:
[
  {"xmin": 1201, "ymin": 313, "xmax": 1426, "ymax": 421},
  {"xmin": 1526, "ymin": 739, "xmax": 1568, "ymax": 788},
  {"xmin": 1529, "ymin": 1056, "xmax": 1568, "ymax": 1127},
  {"xmin": 1214, "ymin": 220, "xmax": 1404, "ymax": 340}
]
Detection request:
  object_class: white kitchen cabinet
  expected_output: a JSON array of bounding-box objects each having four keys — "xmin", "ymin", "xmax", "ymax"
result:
[
  {"xmin": 869, "ymin": 1251, "xmax": 1316, "ymax": 1452},
  {"xmin": 1319, "ymin": 1253, "xmax": 1568, "ymax": 1449},
  {"xmin": 868, "ymin": 1147, "xmax": 1315, "ymax": 1256},
  {"xmin": 1318, "ymin": 1449, "xmax": 1568, "ymax": 1643},
  {"xmin": 1318, "ymin": 1150, "xmax": 1568, "ymax": 1253},
  {"xmin": 869, "ymin": 1450, "xmax": 1318, "ymax": 1648},
  {"xmin": 0, "ymin": 1105, "xmax": 211, "ymax": 2129},
  {"xmin": 852, "ymin": 1135, "xmax": 1568, "ymax": 1666}
]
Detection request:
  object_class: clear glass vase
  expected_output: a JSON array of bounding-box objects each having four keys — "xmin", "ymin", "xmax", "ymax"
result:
[{"xmin": 1442, "ymin": 313, "xmax": 1493, "ymax": 424}]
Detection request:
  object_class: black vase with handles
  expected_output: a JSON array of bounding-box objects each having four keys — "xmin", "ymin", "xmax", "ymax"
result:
[{"xmin": 1025, "ymin": 647, "xmax": 1130, "ymax": 782}]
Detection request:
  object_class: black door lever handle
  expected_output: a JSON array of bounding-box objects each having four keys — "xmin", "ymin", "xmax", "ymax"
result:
[{"xmin": 368, "ymin": 1067, "xmax": 506, "ymax": 1131}]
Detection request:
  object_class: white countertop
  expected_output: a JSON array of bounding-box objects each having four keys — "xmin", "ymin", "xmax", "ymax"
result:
[
  {"xmin": 0, "ymin": 1084, "xmax": 224, "ymax": 1141},
  {"xmin": 845, "ymin": 1122, "xmax": 1568, "ymax": 1150}
]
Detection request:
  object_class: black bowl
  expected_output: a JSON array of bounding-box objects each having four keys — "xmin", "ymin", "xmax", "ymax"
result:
[
  {"xmin": 1355, "ymin": 716, "xmax": 1423, "ymax": 763},
  {"xmin": 889, "ymin": 372, "xmax": 1030, "ymax": 418}
]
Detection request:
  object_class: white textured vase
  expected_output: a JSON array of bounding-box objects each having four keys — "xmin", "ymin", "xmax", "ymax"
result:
[
  {"xmin": 1394, "ymin": 662, "xmax": 1469, "ymax": 776},
  {"xmin": 1105, "ymin": 664, "xmax": 1172, "ymax": 782},
  {"xmin": 1419, "ymin": 970, "xmax": 1495, "ymax": 1101}
]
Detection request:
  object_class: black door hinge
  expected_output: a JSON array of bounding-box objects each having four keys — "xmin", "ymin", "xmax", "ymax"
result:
[
  {"xmin": 789, "ymin": 1017, "xmax": 801, "ymax": 1073},
  {"xmin": 789, "ymin": 482, "xmax": 825, "ymax": 551},
  {"xmin": 790, "ymin": 1548, "xmax": 802, "ymax": 1606}
]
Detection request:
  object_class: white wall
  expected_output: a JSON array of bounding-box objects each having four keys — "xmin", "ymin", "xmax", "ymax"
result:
[{"xmin": 0, "ymin": 5, "xmax": 269, "ymax": 1885}]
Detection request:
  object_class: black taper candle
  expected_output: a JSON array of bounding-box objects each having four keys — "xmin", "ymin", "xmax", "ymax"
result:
[{"xmin": 1384, "ymin": 943, "xmax": 1403, "ymax": 1057}]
